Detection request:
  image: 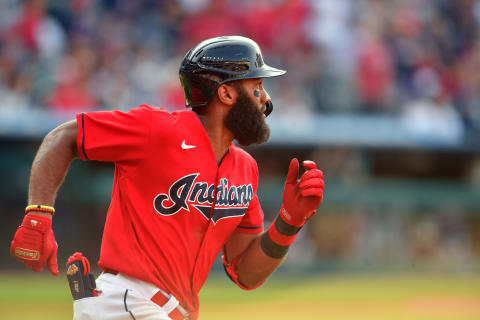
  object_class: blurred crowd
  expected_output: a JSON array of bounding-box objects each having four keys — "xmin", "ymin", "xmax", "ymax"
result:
[{"xmin": 0, "ymin": 0, "xmax": 479, "ymax": 135}]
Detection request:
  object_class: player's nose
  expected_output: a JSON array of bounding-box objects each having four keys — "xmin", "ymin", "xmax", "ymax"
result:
[{"xmin": 261, "ymin": 89, "xmax": 271, "ymax": 105}]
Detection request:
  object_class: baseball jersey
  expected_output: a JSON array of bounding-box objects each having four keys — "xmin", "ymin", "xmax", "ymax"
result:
[{"xmin": 76, "ymin": 105, "xmax": 264, "ymax": 319}]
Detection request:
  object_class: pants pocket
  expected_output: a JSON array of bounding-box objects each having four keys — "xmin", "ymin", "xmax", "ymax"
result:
[{"xmin": 73, "ymin": 296, "xmax": 99, "ymax": 320}]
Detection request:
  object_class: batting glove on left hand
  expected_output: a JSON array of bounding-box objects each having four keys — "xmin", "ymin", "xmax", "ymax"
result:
[{"xmin": 281, "ymin": 158, "xmax": 324, "ymax": 227}]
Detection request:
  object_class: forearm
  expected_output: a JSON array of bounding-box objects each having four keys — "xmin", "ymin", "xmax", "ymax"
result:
[
  {"xmin": 28, "ymin": 120, "xmax": 78, "ymax": 210},
  {"xmin": 234, "ymin": 210, "xmax": 305, "ymax": 288},
  {"xmin": 235, "ymin": 234, "xmax": 285, "ymax": 288}
]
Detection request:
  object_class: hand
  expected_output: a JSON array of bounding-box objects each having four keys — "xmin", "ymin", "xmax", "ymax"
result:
[
  {"xmin": 281, "ymin": 158, "xmax": 324, "ymax": 227},
  {"xmin": 10, "ymin": 213, "xmax": 59, "ymax": 275}
]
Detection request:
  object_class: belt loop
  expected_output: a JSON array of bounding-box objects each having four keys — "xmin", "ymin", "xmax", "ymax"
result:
[
  {"xmin": 151, "ymin": 289, "xmax": 190, "ymax": 319},
  {"xmin": 161, "ymin": 294, "xmax": 180, "ymax": 315}
]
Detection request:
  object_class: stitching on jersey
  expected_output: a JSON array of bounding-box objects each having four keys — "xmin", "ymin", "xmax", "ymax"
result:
[
  {"xmin": 81, "ymin": 113, "xmax": 89, "ymax": 160},
  {"xmin": 237, "ymin": 224, "xmax": 263, "ymax": 230}
]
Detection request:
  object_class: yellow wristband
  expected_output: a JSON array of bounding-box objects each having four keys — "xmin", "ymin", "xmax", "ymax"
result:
[{"xmin": 25, "ymin": 205, "xmax": 55, "ymax": 215}]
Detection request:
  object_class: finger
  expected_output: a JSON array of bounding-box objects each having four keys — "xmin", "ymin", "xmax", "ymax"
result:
[
  {"xmin": 300, "ymin": 188, "xmax": 324, "ymax": 198},
  {"xmin": 300, "ymin": 169, "xmax": 323, "ymax": 182},
  {"xmin": 48, "ymin": 247, "xmax": 59, "ymax": 276},
  {"xmin": 299, "ymin": 178, "xmax": 324, "ymax": 190},
  {"xmin": 302, "ymin": 160, "xmax": 317, "ymax": 170},
  {"xmin": 305, "ymin": 211, "xmax": 317, "ymax": 220},
  {"xmin": 285, "ymin": 158, "xmax": 299, "ymax": 184},
  {"xmin": 10, "ymin": 241, "xmax": 15, "ymax": 256},
  {"xmin": 22, "ymin": 260, "xmax": 34, "ymax": 269},
  {"xmin": 32, "ymin": 261, "xmax": 44, "ymax": 272}
]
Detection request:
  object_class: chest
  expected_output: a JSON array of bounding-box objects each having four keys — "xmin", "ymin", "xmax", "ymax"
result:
[{"xmin": 137, "ymin": 131, "xmax": 254, "ymax": 223}]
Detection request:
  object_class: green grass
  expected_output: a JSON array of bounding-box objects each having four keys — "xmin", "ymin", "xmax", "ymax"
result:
[{"xmin": 0, "ymin": 272, "xmax": 479, "ymax": 319}]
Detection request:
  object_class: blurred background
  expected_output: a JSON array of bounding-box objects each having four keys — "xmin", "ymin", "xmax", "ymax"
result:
[{"xmin": 1, "ymin": 0, "xmax": 480, "ymax": 319}]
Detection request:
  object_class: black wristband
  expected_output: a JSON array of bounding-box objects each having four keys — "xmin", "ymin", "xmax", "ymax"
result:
[
  {"xmin": 275, "ymin": 215, "xmax": 302, "ymax": 236},
  {"xmin": 260, "ymin": 232, "xmax": 290, "ymax": 259}
]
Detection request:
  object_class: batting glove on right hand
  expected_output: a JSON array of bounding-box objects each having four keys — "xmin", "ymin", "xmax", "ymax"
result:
[
  {"xmin": 281, "ymin": 158, "xmax": 324, "ymax": 227},
  {"xmin": 10, "ymin": 214, "xmax": 59, "ymax": 275}
]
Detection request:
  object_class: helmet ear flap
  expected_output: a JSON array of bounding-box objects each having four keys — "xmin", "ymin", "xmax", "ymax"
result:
[{"xmin": 180, "ymin": 73, "xmax": 222, "ymax": 107}]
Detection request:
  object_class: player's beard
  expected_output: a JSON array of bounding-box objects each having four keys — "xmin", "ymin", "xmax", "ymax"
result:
[{"xmin": 224, "ymin": 87, "xmax": 270, "ymax": 146}]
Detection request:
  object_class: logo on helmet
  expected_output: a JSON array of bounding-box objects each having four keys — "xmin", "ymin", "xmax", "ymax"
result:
[{"xmin": 255, "ymin": 53, "xmax": 264, "ymax": 68}]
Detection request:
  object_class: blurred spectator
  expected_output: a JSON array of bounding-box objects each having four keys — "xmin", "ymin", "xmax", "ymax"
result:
[
  {"xmin": 48, "ymin": 41, "xmax": 98, "ymax": 111},
  {"xmin": 0, "ymin": 71, "xmax": 32, "ymax": 111},
  {"xmin": 401, "ymin": 67, "xmax": 465, "ymax": 144},
  {"xmin": 306, "ymin": 0, "xmax": 356, "ymax": 112},
  {"xmin": 9, "ymin": 0, "xmax": 48, "ymax": 52},
  {"xmin": 180, "ymin": 0, "xmax": 241, "ymax": 48},
  {"xmin": 355, "ymin": 25, "xmax": 395, "ymax": 112}
]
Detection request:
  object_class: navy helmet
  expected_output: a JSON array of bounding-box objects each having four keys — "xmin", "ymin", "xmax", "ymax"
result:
[{"xmin": 179, "ymin": 36, "xmax": 286, "ymax": 115}]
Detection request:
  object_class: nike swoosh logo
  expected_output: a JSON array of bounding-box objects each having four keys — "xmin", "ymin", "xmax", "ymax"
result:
[{"xmin": 181, "ymin": 140, "xmax": 196, "ymax": 149}]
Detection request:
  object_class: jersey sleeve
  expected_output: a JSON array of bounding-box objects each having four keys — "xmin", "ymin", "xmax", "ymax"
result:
[
  {"xmin": 235, "ymin": 161, "xmax": 264, "ymax": 234},
  {"xmin": 235, "ymin": 194, "xmax": 264, "ymax": 234},
  {"xmin": 76, "ymin": 105, "xmax": 152, "ymax": 163}
]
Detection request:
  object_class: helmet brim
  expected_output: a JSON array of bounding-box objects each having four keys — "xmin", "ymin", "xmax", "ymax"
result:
[
  {"xmin": 219, "ymin": 64, "xmax": 286, "ymax": 85},
  {"xmin": 243, "ymin": 64, "xmax": 286, "ymax": 79}
]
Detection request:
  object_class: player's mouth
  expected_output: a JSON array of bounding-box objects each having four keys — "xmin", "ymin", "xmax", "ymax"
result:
[{"xmin": 261, "ymin": 105, "xmax": 266, "ymax": 115}]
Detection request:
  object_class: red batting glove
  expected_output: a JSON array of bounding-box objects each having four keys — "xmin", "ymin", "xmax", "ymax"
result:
[
  {"xmin": 10, "ymin": 214, "xmax": 59, "ymax": 275},
  {"xmin": 280, "ymin": 158, "xmax": 324, "ymax": 227}
]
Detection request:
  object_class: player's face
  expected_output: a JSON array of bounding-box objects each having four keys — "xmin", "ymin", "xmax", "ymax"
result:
[
  {"xmin": 244, "ymin": 78, "xmax": 271, "ymax": 116},
  {"xmin": 224, "ymin": 79, "xmax": 270, "ymax": 146}
]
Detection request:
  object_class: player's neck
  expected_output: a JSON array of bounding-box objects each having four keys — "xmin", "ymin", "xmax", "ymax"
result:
[{"xmin": 197, "ymin": 113, "xmax": 233, "ymax": 166}]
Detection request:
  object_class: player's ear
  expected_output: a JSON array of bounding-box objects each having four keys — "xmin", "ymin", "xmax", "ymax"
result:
[{"xmin": 217, "ymin": 83, "xmax": 237, "ymax": 106}]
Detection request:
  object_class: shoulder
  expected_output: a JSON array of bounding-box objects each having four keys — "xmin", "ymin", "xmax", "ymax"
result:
[
  {"xmin": 146, "ymin": 105, "xmax": 197, "ymax": 123},
  {"xmin": 140, "ymin": 104, "xmax": 171, "ymax": 117}
]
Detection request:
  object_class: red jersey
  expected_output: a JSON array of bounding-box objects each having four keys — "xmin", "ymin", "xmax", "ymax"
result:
[{"xmin": 76, "ymin": 105, "xmax": 264, "ymax": 319}]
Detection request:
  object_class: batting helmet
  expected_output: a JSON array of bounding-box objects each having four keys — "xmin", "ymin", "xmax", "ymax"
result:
[{"xmin": 179, "ymin": 36, "xmax": 286, "ymax": 114}]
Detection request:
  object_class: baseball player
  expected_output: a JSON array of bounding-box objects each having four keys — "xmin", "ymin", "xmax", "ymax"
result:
[{"xmin": 10, "ymin": 36, "xmax": 324, "ymax": 320}]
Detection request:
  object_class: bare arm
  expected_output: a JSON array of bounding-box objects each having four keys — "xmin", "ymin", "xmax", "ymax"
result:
[
  {"xmin": 10, "ymin": 120, "xmax": 78, "ymax": 274},
  {"xmin": 224, "ymin": 231, "xmax": 284, "ymax": 289},
  {"xmin": 28, "ymin": 120, "xmax": 78, "ymax": 217}
]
